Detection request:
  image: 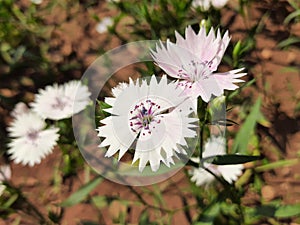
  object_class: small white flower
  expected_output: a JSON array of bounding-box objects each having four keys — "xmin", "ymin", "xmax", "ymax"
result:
[
  {"xmin": 31, "ymin": 80, "xmax": 91, "ymax": 120},
  {"xmin": 97, "ymin": 75, "xmax": 198, "ymax": 172},
  {"xmin": 96, "ymin": 17, "xmax": 114, "ymax": 34},
  {"xmin": 0, "ymin": 165, "xmax": 11, "ymax": 196},
  {"xmin": 7, "ymin": 112, "xmax": 60, "ymax": 167},
  {"xmin": 189, "ymin": 136, "xmax": 243, "ymax": 186},
  {"xmin": 30, "ymin": 0, "xmax": 43, "ymax": 5},
  {"xmin": 192, "ymin": 0, "xmax": 229, "ymax": 10}
]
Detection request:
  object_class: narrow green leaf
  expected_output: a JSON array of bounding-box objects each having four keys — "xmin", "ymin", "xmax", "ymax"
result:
[
  {"xmin": 275, "ymin": 204, "xmax": 300, "ymax": 218},
  {"xmin": 233, "ymin": 41, "xmax": 242, "ymax": 59},
  {"xmin": 209, "ymin": 154, "xmax": 262, "ymax": 165},
  {"xmin": 249, "ymin": 203, "xmax": 300, "ymax": 219},
  {"xmin": 233, "ymin": 40, "xmax": 242, "ymax": 67},
  {"xmin": 284, "ymin": 10, "xmax": 300, "ymax": 24},
  {"xmin": 11, "ymin": 217, "xmax": 21, "ymax": 225},
  {"xmin": 232, "ymin": 97, "xmax": 265, "ymax": 154},
  {"xmin": 60, "ymin": 176, "xmax": 103, "ymax": 207},
  {"xmin": 3, "ymin": 193, "xmax": 19, "ymax": 208},
  {"xmin": 277, "ymin": 36, "xmax": 300, "ymax": 48},
  {"xmin": 288, "ymin": 0, "xmax": 300, "ymax": 10},
  {"xmin": 255, "ymin": 159, "xmax": 299, "ymax": 172},
  {"xmin": 97, "ymin": 100, "xmax": 112, "ymax": 109}
]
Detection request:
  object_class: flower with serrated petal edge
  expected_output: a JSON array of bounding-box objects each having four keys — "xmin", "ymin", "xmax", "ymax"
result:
[
  {"xmin": 7, "ymin": 111, "xmax": 60, "ymax": 167},
  {"xmin": 151, "ymin": 25, "xmax": 246, "ymax": 102},
  {"xmin": 31, "ymin": 80, "xmax": 91, "ymax": 120},
  {"xmin": 189, "ymin": 136, "xmax": 244, "ymax": 186},
  {"xmin": 192, "ymin": 0, "xmax": 229, "ymax": 11},
  {"xmin": 97, "ymin": 75, "xmax": 198, "ymax": 172}
]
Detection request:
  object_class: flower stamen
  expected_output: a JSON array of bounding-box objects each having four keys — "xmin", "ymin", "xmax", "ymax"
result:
[
  {"xmin": 177, "ymin": 61, "xmax": 212, "ymax": 89},
  {"xmin": 129, "ymin": 99, "xmax": 162, "ymax": 136}
]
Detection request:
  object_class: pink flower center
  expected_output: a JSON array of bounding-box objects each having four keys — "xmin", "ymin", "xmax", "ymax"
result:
[
  {"xmin": 26, "ymin": 129, "xmax": 40, "ymax": 146},
  {"xmin": 178, "ymin": 61, "xmax": 212, "ymax": 88},
  {"xmin": 51, "ymin": 97, "xmax": 68, "ymax": 110},
  {"xmin": 129, "ymin": 99, "xmax": 163, "ymax": 136},
  {"xmin": 27, "ymin": 130, "xmax": 39, "ymax": 140}
]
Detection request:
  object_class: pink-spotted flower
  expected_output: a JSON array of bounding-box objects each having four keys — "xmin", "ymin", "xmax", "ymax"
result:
[
  {"xmin": 97, "ymin": 75, "xmax": 198, "ymax": 172},
  {"xmin": 151, "ymin": 25, "xmax": 246, "ymax": 103}
]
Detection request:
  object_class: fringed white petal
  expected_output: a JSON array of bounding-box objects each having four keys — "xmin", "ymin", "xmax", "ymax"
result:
[
  {"xmin": 97, "ymin": 75, "xmax": 198, "ymax": 172},
  {"xmin": 31, "ymin": 80, "xmax": 91, "ymax": 120},
  {"xmin": 219, "ymin": 164, "xmax": 244, "ymax": 183},
  {"xmin": 190, "ymin": 136, "xmax": 243, "ymax": 186}
]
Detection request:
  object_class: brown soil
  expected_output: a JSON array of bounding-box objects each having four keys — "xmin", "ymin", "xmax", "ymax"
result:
[{"xmin": 0, "ymin": 0, "xmax": 300, "ymax": 224}]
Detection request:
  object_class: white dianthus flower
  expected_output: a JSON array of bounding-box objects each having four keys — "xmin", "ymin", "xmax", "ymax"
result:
[
  {"xmin": 190, "ymin": 136, "xmax": 244, "ymax": 186},
  {"xmin": 97, "ymin": 75, "xmax": 198, "ymax": 172},
  {"xmin": 7, "ymin": 112, "xmax": 60, "ymax": 167},
  {"xmin": 31, "ymin": 80, "xmax": 91, "ymax": 120}
]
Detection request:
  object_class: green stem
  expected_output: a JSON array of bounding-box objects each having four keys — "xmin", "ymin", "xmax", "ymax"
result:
[{"xmin": 198, "ymin": 99, "xmax": 208, "ymax": 160}]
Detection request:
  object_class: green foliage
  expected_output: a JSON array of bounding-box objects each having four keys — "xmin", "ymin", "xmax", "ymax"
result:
[
  {"xmin": 195, "ymin": 203, "xmax": 220, "ymax": 225},
  {"xmin": 255, "ymin": 158, "xmax": 300, "ymax": 172},
  {"xmin": 1, "ymin": 0, "xmax": 300, "ymax": 224},
  {"xmin": 96, "ymin": 100, "xmax": 112, "ymax": 121},
  {"xmin": 275, "ymin": 204, "xmax": 300, "ymax": 218},
  {"xmin": 60, "ymin": 176, "xmax": 103, "ymax": 207},
  {"xmin": 277, "ymin": 36, "xmax": 300, "ymax": 49},
  {"xmin": 111, "ymin": 0, "xmax": 200, "ymax": 40},
  {"xmin": 284, "ymin": 0, "xmax": 300, "ymax": 24},
  {"xmin": 245, "ymin": 203, "xmax": 300, "ymax": 221},
  {"xmin": 231, "ymin": 38, "xmax": 255, "ymax": 68},
  {"xmin": 0, "ymin": 191, "xmax": 18, "ymax": 217},
  {"xmin": 210, "ymin": 154, "xmax": 262, "ymax": 165},
  {"xmin": 232, "ymin": 97, "xmax": 268, "ymax": 154},
  {"xmin": 0, "ymin": 0, "xmax": 49, "ymax": 72},
  {"xmin": 277, "ymin": 0, "xmax": 300, "ymax": 50}
]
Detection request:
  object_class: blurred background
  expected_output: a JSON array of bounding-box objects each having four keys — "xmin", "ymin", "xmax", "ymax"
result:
[{"xmin": 0, "ymin": 0, "xmax": 300, "ymax": 224}]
